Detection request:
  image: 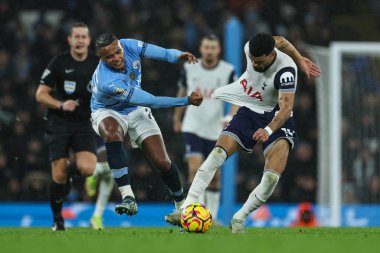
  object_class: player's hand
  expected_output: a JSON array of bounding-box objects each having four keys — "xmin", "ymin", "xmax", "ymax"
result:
[
  {"xmin": 188, "ymin": 91, "xmax": 203, "ymax": 106},
  {"xmin": 252, "ymin": 128, "xmax": 269, "ymax": 143},
  {"xmin": 173, "ymin": 118, "xmax": 182, "ymax": 133},
  {"xmin": 179, "ymin": 52, "xmax": 198, "ymax": 64},
  {"xmin": 299, "ymin": 57, "xmax": 321, "ymax": 79},
  {"xmin": 62, "ymin": 99, "xmax": 79, "ymax": 111}
]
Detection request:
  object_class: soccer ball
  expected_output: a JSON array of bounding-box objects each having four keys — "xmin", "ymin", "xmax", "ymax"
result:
[{"xmin": 180, "ymin": 203, "xmax": 212, "ymax": 233}]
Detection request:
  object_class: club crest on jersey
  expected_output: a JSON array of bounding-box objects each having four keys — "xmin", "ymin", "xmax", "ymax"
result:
[
  {"xmin": 64, "ymin": 80, "xmax": 76, "ymax": 94},
  {"xmin": 129, "ymin": 72, "xmax": 135, "ymax": 81},
  {"xmin": 114, "ymin": 87, "xmax": 126, "ymax": 96},
  {"xmin": 133, "ymin": 60, "xmax": 140, "ymax": 69}
]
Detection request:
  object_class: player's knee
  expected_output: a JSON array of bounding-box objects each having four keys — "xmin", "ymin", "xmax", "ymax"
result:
[
  {"xmin": 104, "ymin": 132, "xmax": 123, "ymax": 142},
  {"xmin": 154, "ymin": 157, "xmax": 171, "ymax": 172},
  {"xmin": 77, "ymin": 164, "xmax": 95, "ymax": 177}
]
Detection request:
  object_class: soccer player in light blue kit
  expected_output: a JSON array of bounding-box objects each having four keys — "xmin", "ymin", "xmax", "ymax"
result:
[{"xmin": 91, "ymin": 33, "xmax": 203, "ymax": 216}]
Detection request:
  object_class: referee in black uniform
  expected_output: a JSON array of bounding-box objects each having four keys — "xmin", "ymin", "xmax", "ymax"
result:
[{"xmin": 36, "ymin": 22, "xmax": 98, "ymax": 231}]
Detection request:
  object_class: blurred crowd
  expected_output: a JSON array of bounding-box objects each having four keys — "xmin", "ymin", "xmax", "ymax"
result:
[{"xmin": 0, "ymin": 0, "xmax": 377, "ymax": 204}]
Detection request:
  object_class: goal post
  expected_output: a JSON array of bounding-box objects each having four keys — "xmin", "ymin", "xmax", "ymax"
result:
[{"xmin": 310, "ymin": 42, "xmax": 380, "ymax": 227}]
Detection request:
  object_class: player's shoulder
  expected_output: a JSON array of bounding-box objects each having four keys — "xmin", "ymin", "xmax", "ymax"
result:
[
  {"xmin": 218, "ymin": 60, "xmax": 235, "ymax": 72},
  {"xmin": 275, "ymin": 48, "xmax": 297, "ymax": 69},
  {"xmin": 120, "ymin": 38, "xmax": 144, "ymax": 50},
  {"xmin": 49, "ymin": 51, "xmax": 70, "ymax": 64}
]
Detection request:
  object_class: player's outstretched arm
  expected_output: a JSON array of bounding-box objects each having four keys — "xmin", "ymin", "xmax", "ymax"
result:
[
  {"xmin": 273, "ymin": 36, "xmax": 320, "ymax": 79},
  {"xmin": 127, "ymin": 88, "xmax": 203, "ymax": 108},
  {"xmin": 253, "ymin": 92, "xmax": 295, "ymax": 143},
  {"xmin": 143, "ymin": 44, "xmax": 197, "ymax": 64}
]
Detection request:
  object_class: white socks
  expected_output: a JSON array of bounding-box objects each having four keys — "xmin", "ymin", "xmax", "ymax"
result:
[
  {"xmin": 93, "ymin": 162, "xmax": 109, "ymax": 178},
  {"xmin": 205, "ymin": 190, "xmax": 220, "ymax": 220},
  {"xmin": 182, "ymin": 147, "xmax": 227, "ymax": 208},
  {"xmin": 233, "ymin": 169, "xmax": 280, "ymax": 221},
  {"xmin": 93, "ymin": 168, "xmax": 114, "ymax": 217},
  {"xmin": 119, "ymin": 185, "xmax": 135, "ymax": 199}
]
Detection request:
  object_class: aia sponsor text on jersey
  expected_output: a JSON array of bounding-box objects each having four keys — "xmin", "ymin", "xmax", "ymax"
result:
[{"xmin": 240, "ymin": 79, "xmax": 263, "ymax": 101}]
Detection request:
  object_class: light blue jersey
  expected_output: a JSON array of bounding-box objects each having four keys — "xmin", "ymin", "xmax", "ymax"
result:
[{"xmin": 91, "ymin": 39, "xmax": 188, "ymax": 115}]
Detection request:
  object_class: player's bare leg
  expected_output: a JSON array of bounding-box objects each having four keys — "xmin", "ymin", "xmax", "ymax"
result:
[
  {"xmin": 165, "ymin": 135, "xmax": 240, "ymax": 226},
  {"xmin": 50, "ymin": 158, "xmax": 70, "ymax": 231},
  {"xmin": 99, "ymin": 117, "xmax": 137, "ymax": 216},
  {"xmin": 231, "ymin": 139, "xmax": 290, "ymax": 233},
  {"xmin": 75, "ymin": 151, "xmax": 96, "ymax": 177},
  {"xmin": 142, "ymin": 135, "xmax": 185, "ymax": 209}
]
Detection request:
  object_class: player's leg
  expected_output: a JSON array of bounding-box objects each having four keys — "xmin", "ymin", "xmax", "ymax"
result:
[
  {"xmin": 45, "ymin": 124, "xmax": 72, "ymax": 231},
  {"xmin": 165, "ymin": 135, "xmax": 239, "ymax": 226},
  {"xmin": 182, "ymin": 134, "xmax": 240, "ymax": 209},
  {"xmin": 90, "ymin": 146, "xmax": 114, "ymax": 230},
  {"xmin": 128, "ymin": 107, "xmax": 185, "ymax": 209},
  {"xmin": 204, "ymin": 138, "xmax": 221, "ymax": 222},
  {"xmin": 231, "ymin": 139, "xmax": 290, "ymax": 233},
  {"xmin": 182, "ymin": 132, "xmax": 206, "ymax": 203},
  {"xmin": 141, "ymin": 134, "xmax": 185, "ymax": 209},
  {"xmin": 98, "ymin": 116, "xmax": 137, "ymax": 216},
  {"xmin": 50, "ymin": 158, "xmax": 71, "ymax": 231}
]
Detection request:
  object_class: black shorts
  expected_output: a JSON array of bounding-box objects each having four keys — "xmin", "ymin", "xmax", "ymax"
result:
[
  {"xmin": 44, "ymin": 118, "xmax": 97, "ymax": 161},
  {"xmin": 222, "ymin": 106, "xmax": 296, "ymax": 154},
  {"xmin": 182, "ymin": 132, "xmax": 216, "ymax": 159}
]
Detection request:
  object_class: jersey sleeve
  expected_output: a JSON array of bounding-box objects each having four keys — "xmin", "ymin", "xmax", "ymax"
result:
[
  {"xmin": 142, "ymin": 43, "xmax": 182, "ymax": 63},
  {"xmin": 177, "ymin": 67, "xmax": 187, "ymax": 89},
  {"xmin": 274, "ymin": 66, "xmax": 297, "ymax": 93},
  {"xmin": 104, "ymin": 80, "xmax": 189, "ymax": 108},
  {"xmin": 120, "ymin": 39, "xmax": 147, "ymax": 58},
  {"xmin": 40, "ymin": 56, "xmax": 59, "ymax": 87}
]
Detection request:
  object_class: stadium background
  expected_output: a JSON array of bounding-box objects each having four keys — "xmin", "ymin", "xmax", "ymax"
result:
[{"xmin": 0, "ymin": 0, "xmax": 379, "ymax": 226}]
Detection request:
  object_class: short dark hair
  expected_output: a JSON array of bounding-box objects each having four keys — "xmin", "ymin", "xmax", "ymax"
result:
[
  {"xmin": 202, "ymin": 33, "xmax": 220, "ymax": 42},
  {"xmin": 95, "ymin": 33, "xmax": 118, "ymax": 51},
  {"xmin": 249, "ymin": 33, "xmax": 275, "ymax": 57},
  {"xmin": 68, "ymin": 22, "xmax": 89, "ymax": 36}
]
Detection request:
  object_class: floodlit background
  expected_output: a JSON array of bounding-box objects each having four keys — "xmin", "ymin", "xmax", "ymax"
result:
[{"xmin": 0, "ymin": 0, "xmax": 379, "ymax": 227}]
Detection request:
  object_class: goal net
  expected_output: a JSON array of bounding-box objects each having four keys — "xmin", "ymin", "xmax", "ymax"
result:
[{"xmin": 309, "ymin": 43, "xmax": 380, "ymax": 226}]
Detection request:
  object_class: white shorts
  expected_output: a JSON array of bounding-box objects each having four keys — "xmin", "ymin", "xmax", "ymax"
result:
[{"xmin": 91, "ymin": 107, "xmax": 162, "ymax": 148}]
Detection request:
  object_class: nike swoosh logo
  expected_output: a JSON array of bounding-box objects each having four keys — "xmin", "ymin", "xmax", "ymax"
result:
[{"xmin": 65, "ymin": 69, "xmax": 75, "ymax": 73}]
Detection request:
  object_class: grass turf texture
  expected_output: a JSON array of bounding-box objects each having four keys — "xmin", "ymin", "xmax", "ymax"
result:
[{"xmin": 1, "ymin": 227, "xmax": 379, "ymax": 253}]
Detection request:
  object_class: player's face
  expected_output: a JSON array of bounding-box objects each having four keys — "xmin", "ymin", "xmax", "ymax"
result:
[
  {"xmin": 199, "ymin": 39, "xmax": 220, "ymax": 62},
  {"xmin": 98, "ymin": 40, "xmax": 125, "ymax": 71},
  {"xmin": 249, "ymin": 51, "xmax": 276, "ymax": 72},
  {"xmin": 68, "ymin": 27, "xmax": 91, "ymax": 55}
]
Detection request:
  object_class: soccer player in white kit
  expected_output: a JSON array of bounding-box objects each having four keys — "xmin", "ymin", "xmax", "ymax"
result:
[
  {"xmin": 173, "ymin": 34, "xmax": 236, "ymax": 223},
  {"xmin": 165, "ymin": 33, "xmax": 320, "ymax": 233}
]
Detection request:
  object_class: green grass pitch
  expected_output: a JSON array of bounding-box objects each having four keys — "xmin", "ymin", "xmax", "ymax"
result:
[{"xmin": 1, "ymin": 227, "xmax": 379, "ymax": 253}]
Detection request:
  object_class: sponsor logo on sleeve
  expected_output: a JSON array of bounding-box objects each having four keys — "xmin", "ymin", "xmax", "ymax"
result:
[{"xmin": 280, "ymin": 72, "xmax": 295, "ymax": 87}]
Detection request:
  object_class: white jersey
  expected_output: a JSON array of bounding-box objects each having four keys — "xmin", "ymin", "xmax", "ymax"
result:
[
  {"xmin": 212, "ymin": 42, "xmax": 297, "ymax": 114},
  {"xmin": 179, "ymin": 59, "xmax": 235, "ymax": 140}
]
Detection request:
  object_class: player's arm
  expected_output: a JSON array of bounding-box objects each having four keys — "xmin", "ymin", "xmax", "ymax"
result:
[
  {"xmin": 173, "ymin": 86, "xmax": 187, "ymax": 133},
  {"xmin": 35, "ymin": 84, "xmax": 79, "ymax": 111},
  {"xmin": 143, "ymin": 43, "xmax": 197, "ymax": 64},
  {"xmin": 253, "ymin": 92, "xmax": 295, "ymax": 143},
  {"xmin": 107, "ymin": 82, "xmax": 202, "ymax": 109},
  {"xmin": 273, "ymin": 36, "xmax": 320, "ymax": 78}
]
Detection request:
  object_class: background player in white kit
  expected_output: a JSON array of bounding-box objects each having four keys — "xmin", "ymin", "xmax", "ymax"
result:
[
  {"xmin": 165, "ymin": 33, "xmax": 320, "ymax": 232},
  {"xmin": 173, "ymin": 34, "xmax": 236, "ymax": 223}
]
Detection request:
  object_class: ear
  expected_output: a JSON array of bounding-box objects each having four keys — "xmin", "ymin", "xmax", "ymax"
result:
[{"xmin": 67, "ymin": 35, "xmax": 71, "ymax": 45}]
